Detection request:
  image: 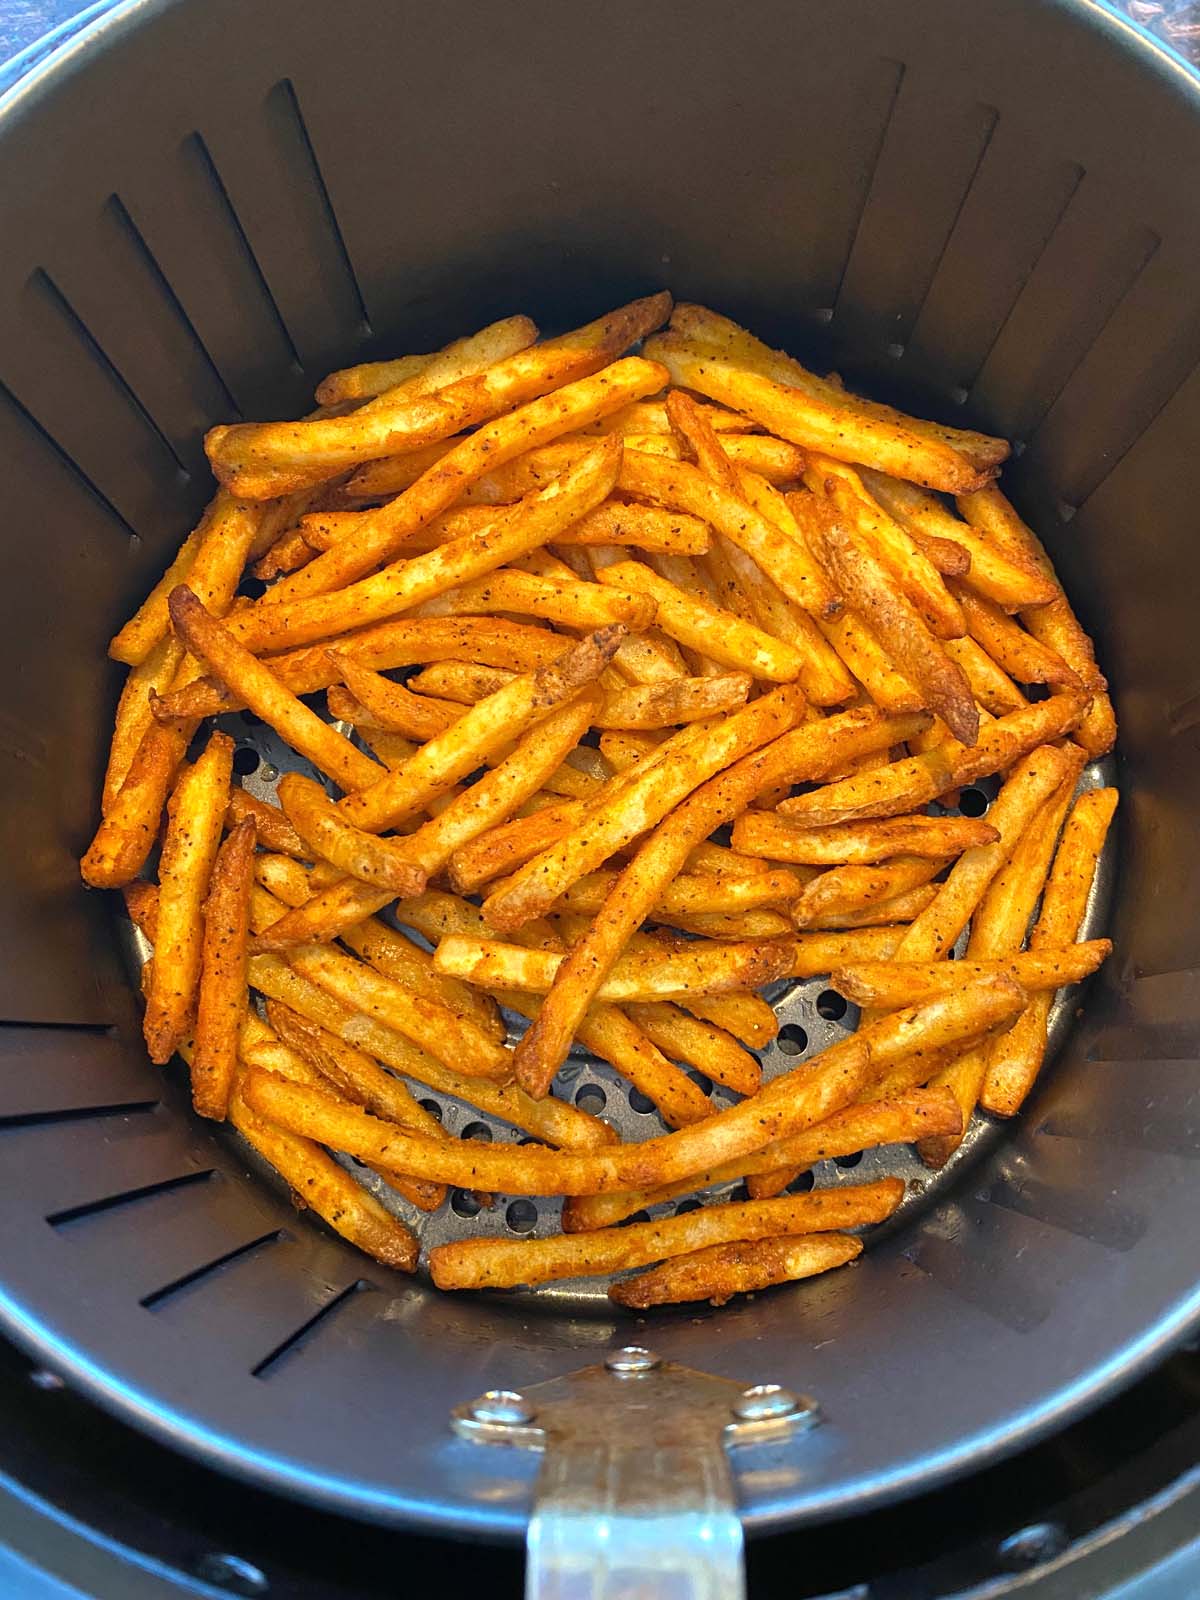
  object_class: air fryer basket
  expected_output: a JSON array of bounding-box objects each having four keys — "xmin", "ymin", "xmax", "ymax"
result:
[{"xmin": 0, "ymin": 0, "xmax": 1198, "ymax": 1544}]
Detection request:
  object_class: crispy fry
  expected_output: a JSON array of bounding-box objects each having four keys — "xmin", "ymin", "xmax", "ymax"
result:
[
  {"xmin": 414, "ymin": 567, "xmax": 654, "ymax": 630},
  {"xmin": 941, "ymin": 635, "xmax": 1028, "ymax": 716},
  {"xmin": 893, "ymin": 744, "xmax": 1075, "ymax": 961},
  {"xmin": 981, "ymin": 787, "xmax": 1118, "ymax": 1116},
  {"xmin": 82, "ymin": 717, "xmax": 193, "ymax": 889},
  {"xmin": 566, "ymin": 501, "xmax": 711, "ymax": 553},
  {"xmin": 814, "ymin": 606, "xmax": 924, "ymax": 714},
  {"xmin": 327, "ymin": 657, "xmax": 459, "ymax": 740},
  {"xmin": 731, "ymin": 810, "xmax": 998, "ymax": 865},
  {"xmin": 190, "ymin": 816, "xmax": 256, "ymax": 1119},
  {"xmin": 565, "ymin": 1089, "xmax": 959, "ymax": 1231},
  {"xmin": 777, "ymin": 694, "xmax": 1088, "ymax": 826},
  {"xmin": 561, "ymin": 865, "xmax": 802, "ymax": 918},
  {"xmin": 799, "ymin": 886, "xmax": 938, "ymax": 930},
  {"xmin": 433, "ymin": 1186, "xmax": 897, "ymax": 1291},
  {"xmin": 833, "ymin": 940, "xmax": 1111, "ymax": 1008},
  {"xmin": 804, "ymin": 501, "xmax": 977, "ymax": 745},
  {"xmin": 626, "ymin": 1003, "xmax": 761, "ymax": 1096},
  {"xmin": 611, "ymin": 1231, "xmax": 863, "ymax": 1306},
  {"xmin": 793, "ymin": 857, "xmax": 950, "ymax": 927},
  {"xmin": 275, "ymin": 773, "xmax": 427, "ymax": 895},
  {"xmin": 967, "ymin": 759, "xmax": 1083, "ymax": 958},
  {"xmin": 645, "ymin": 334, "xmax": 994, "ymax": 492},
  {"xmin": 958, "ymin": 486, "xmax": 1116, "ymax": 757},
  {"xmin": 592, "ymin": 672, "xmax": 751, "ymax": 729},
  {"xmin": 167, "ymin": 587, "xmax": 383, "ymax": 792},
  {"xmin": 101, "ymin": 633, "xmax": 186, "ymax": 813},
  {"xmin": 143, "ymin": 731, "xmax": 234, "ymax": 1063},
  {"xmin": 950, "ymin": 582, "xmax": 1080, "ymax": 687},
  {"xmin": 208, "ymin": 298, "xmax": 668, "ymax": 497},
  {"xmin": 315, "ymin": 314, "xmax": 538, "ymax": 406}
]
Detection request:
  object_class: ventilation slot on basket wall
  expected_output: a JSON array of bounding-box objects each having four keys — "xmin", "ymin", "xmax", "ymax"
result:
[{"xmin": 250, "ymin": 1279, "xmax": 374, "ymax": 1379}]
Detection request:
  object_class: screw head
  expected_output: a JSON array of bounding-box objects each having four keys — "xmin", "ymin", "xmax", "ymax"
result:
[
  {"xmin": 732, "ymin": 1383, "xmax": 802, "ymax": 1422},
  {"xmin": 997, "ymin": 1522, "xmax": 1067, "ymax": 1570},
  {"xmin": 191, "ymin": 1553, "xmax": 269, "ymax": 1596},
  {"xmin": 605, "ymin": 1345, "xmax": 661, "ymax": 1374},
  {"xmin": 467, "ymin": 1388, "xmax": 535, "ymax": 1426}
]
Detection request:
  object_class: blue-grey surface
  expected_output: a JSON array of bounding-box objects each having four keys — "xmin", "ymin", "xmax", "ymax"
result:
[{"xmin": 0, "ymin": 0, "xmax": 83, "ymax": 60}]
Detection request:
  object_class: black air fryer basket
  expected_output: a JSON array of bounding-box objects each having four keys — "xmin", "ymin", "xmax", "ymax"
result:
[{"xmin": 1, "ymin": 0, "xmax": 1199, "ymax": 1583}]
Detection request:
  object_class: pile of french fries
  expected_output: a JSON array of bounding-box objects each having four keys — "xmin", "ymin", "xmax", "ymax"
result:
[{"xmin": 82, "ymin": 292, "xmax": 1118, "ymax": 1309}]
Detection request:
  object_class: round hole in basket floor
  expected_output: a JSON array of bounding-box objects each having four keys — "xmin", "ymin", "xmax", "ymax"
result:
[
  {"xmin": 958, "ymin": 787, "xmax": 990, "ymax": 818},
  {"xmin": 575, "ymin": 1083, "xmax": 607, "ymax": 1114},
  {"xmin": 686, "ymin": 1069, "xmax": 713, "ymax": 1095},
  {"xmin": 238, "ymin": 576, "xmax": 268, "ymax": 601},
  {"xmin": 777, "ymin": 1024, "xmax": 809, "ymax": 1056},
  {"xmin": 787, "ymin": 1170, "xmax": 816, "ymax": 1194},
  {"xmin": 232, "ymin": 746, "xmax": 260, "ymax": 777},
  {"xmin": 450, "ymin": 1188, "xmax": 482, "ymax": 1218},
  {"xmin": 628, "ymin": 1087, "xmax": 656, "ymax": 1115},
  {"xmin": 815, "ymin": 989, "xmax": 848, "ymax": 1023},
  {"xmin": 505, "ymin": 1200, "xmax": 538, "ymax": 1234},
  {"xmin": 418, "ymin": 1099, "xmax": 443, "ymax": 1123},
  {"xmin": 834, "ymin": 1150, "xmax": 864, "ymax": 1170},
  {"xmin": 460, "ymin": 1121, "xmax": 492, "ymax": 1143}
]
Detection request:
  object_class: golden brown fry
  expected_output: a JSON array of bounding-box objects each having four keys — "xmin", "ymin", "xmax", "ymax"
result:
[
  {"xmin": 414, "ymin": 567, "xmax": 655, "ymax": 630},
  {"xmin": 859, "ymin": 471, "xmax": 1056, "ymax": 612},
  {"xmin": 777, "ymin": 694, "xmax": 1088, "ymax": 827},
  {"xmin": 275, "ymin": 773, "xmax": 427, "ymax": 895},
  {"xmin": 894, "ymin": 743, "xmax": 1076, "ymax": 961},
  {"xmin": 190, "ymin": 816, "xmax": 256, "ymax": 1119},
  {"xmin": 798, "ymin": 887, "xmax": 939, "ymax": 930},
  {"xmin": 731, "ymin": 810, "xmax": 998, "ymax": 865},
  {"xmin": 950, "ymin": 582, "xmax": 1081, "ymax": 687},
  {"xmin": 208, "ymin": 298, "xmax": 668, "ymax": 497},
  {"xmin": 315, "ymin": 315, "xmax": 538, "ymax": 406},
  {"xmin": 981, "ymin": 787, "xmax": 1118, "ymax": 1116},
  {"xmin": 592, "ymin": 672, "xmax": 751, "ymax": 730},
  {"xmin": 958, "ymin": 486, "xmax": 1116, "ymax": 757},
  {"xmin": 327, "ymin": 656, "xmax": 459, "ymax": 740},
  {"xmin": 793, "ymin": 856, "xmax": 950, "ymax": 927},
  {"xmin": 167, "ymin": 587, "xmax": 383, "ymax": 792},
  {"xmin": 101, "ymin": 633, "xmax": 186, "ymax": 813},
  {"xmin": 610, "ymin": 1231, "xmax": 863, "ymax": 1307},
  {"xmin": 626, "ymin": 1003, "xmax": 762, "ymax": 1097},
  {"xmin": 252, "ymin": 527, "xmax": 318, "ymax": 582},
  {"xmin": 567, "ymin": 501, "xmax": 711, "ymax": 553},
  {"xmin": 967, "ymin": 759, "xmax": 1083, "ymax": 958},
  {"xmin": 434, "ymin": 934, "xmax": 797, "ymax": 1003},
  {"xmin": 561, "ymin": 865, "xmax": 802, "ymax": 918},
  {"xmin": 941, "ymin": 635, "xmax": 1028, "ymax": 716},
  {"xmin": 814, "ymin": 606, "xmax": 924, "ymax": 714},
  {"xmin": 804, "ymin": 502, "xmax": 977, "ymax": 745},
  {"xmin": 645, "ymin": 334, "xmax": 994, "ymax": 492},
  {"xmin": 434, "ymin": 1187, "xmax": 897, "ymax": 1291},
  {"xmin": 82, "ymin": 718, "xmax": 192, "ymax": 889},
  {"xmin": 833, "ymin": 940, "xmax": 1111, "ymax": 1008},
  {"xmin": 565, "ymin": 1088, "xmax": 959, "ymax": 1231},
  {"xmin": 143, "ymin": 731, "xmax": 234, "ymax": 1063}
]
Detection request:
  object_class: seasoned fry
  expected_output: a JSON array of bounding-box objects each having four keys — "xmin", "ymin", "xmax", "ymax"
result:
[
  {"xmin": 562, "ymin": 865, "xmax": 802, "ymax": 918},
  {"xmin": 966, "ymin": 760, "xmax": 1083, "ymax": 958},
  {"xmin": 832, "ymin": 940, "xmax": 1111, "ymax": 1008},
  {"xmin": 941, "ymin": 635, "xmax": 1028, "ymax": 716},
  {"xmin": 626, "ymin": 1003, "xmax": 762, "ymax": 1096},
  {"xmin": 893, "ymin": 744, "xmax": 1076, "ymax": 961},
  {"xmin": 645, "ymin": 334, "xmax": 995, "ymax": 493},
  {"xmin": 167, "ymin": 587, "xmax": 383, "ymax": 792},
  {"xmin": 101, "ymin": 633, "xmax": 186, "ymax": 813},
  {"xmin": 327, "ymin": 657, "xmax": 459, "ymax": 741},
  {"xmin": 567, "ymin": 501, "xmax": 711, "ymax": 553},
  {"xmin": 275, "ymin": 774, "xmax": 427, "ymax": 895},
  {"xmin": 315, "ymin": 314, "xmax": 538, "ymax": 406},
  {"xmin": 566, "ymin": 1088, "xmax": 958, "ymax": 1231},
  {"xmin": 801, "ymin": 885, "xmax": 939, "ymax": 930},
  {"xmin": 793, "ymin": 857, "xmax": 950, "ymax": 927},
  {"xmin": 414, "ymin": 567, "xmax": 654, "ymax": 630},
  {"xmin": 981, "ymin": 787, "xmax": 1118, "ymax": 1116},
  {"xmin": 143, "ymin": 731, "xmax": 234, "ymax": 1063},
  {"xmin": 190, "ymin": 816, "xmax": 256, "ymax": 1119},
  {"xmin": 611, "ymin": 1232, "xmax": 863, "ymax": 1307},
  {"xmin": 950, "ymin": 582, "xmax": 1080, "ymax": 687},
  {"xmin": 815, "ymin": 606, "xmax": 924, "ymax": 714},
  {"xmin": 592, "ymin": 672, "xmax": 752, "ymax": 729},
  {"xmin": 777, "ymin": 694, "xmax": 1088, "ymax": 826},
  {"xmin": 433, "ymin": 1186, "xmax": 897, "ymax": 1291},
  {"xmin": 732, "ymin": 810, "xmax": 998, "ymax": 866},
  {"xmin": 208, "ymin": 297, "xmax": 668, "ymax": 497}
]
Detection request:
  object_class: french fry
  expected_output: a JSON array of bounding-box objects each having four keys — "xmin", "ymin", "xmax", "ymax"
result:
[
  {"xmin": 586, "ymin": 398, "xmax": 754, "ymax": 437},
  {"xmin": 981, "ymin": 787, "xmax": 1118, "ymax": 1116},
  {"xmin": 941, "ymin": 635, "xmax": 1028, "ymax": 716},
  {"xmin": 814, "ymin": 606, "xmax": 924, "ymax": 714},
  {"xmin": 327, "ymin": 658, "xmax": 459, "ymax": 741},
  {"xmin": 190, "ymin": 816, "xmax": 256, "ymax": 1119},
  {"xmin": 893, "ymin": 744, "xmax": 1076, "ymax": 961},
  {"xmin": 950, "ymin": 582, "xmax": 1080, "ymax": 687},
  {"xmin": 859, "ymin": 471, "xmax": 1056, "ymax": 612},
  {"xmin": 798, "ymin": 885, "xmax": 939, "ymax": 930},
  {"xmin": 566, "ymin": 502, "xmax": 711, "ymax": 553},
  {"xmin": 101, "ymin": 633, "xmax": 186, "ymax": 812},
  {"xmin": 667, "ymin": 303, "xmax": 1009, "ymax": 470},
  {"xmin": 561, "ymin": 865, "xmax": 803, "ymax": 918},
  {"xmin": 597, "ymin": 560, "xmax": 806, "ymax": 682},
  {"xmin": 481, "ymin": 687, "xmax": 812, "ymax": 932},
  {"xmin": 142, "ymin": 731, "xmax": 234, "ymax": 1063},
  {"xmin": 803, "ymin": 458, "xmax": 964, "ymax": 641},
  {"xmin": 315, "ymin": 314, "xmax": 538, "ymax": 406},
  {"xmin": 167, "ymin": 587, "xmax": 383, "ymax": 792},
  {"xmin": 592, "ymin": 672, "xmax": 752, "ymax": 730},
  {"xmin": 908, "ymin": 530, "xmax": 971, "ymax": 577},
  {"xmin": 678, "ymin": 993, "xmax": 779, "ymax": 1048},
  {"xmin": 610, "ymin": 1232, "xmax": 863, "ymax": 1307},
  {"xmin": 731, "ymin": 810, "xmax": 998, "ymax": 866},
  {"xmin": 804, "ymin": 501, "xmax": 978, "ymax": 745},
  {"xmin": 414, "ymin": 567, "xmax": 654, "ymax": 631},
  {"xmin": 509, "ymin": 704, "xmax": 923, "ymax": 1093},
  {"xmin": 275, "ymin": 774, "xmax": 428, "ymax": 895},
  {"xmin": 626, "ymin": 1003, "xmax": 762, "ymax": 1096},
  {"xmin": 232, "ymin": 439, "xmax": 623, "ymax": 654},
  {"xmin": 565, "ymin": 1088, "xmax": 959, "ymax": 1231},
  {"xmin": 432, "ymin": 1186, "xmax": 898, "ymax": 1291},
  {"xmin": 252, "ymin": 526, "xmax": 319, "ymax": 582},
  {"xmin": 207, "ymin": 298, "xmax": 669, "ymax": 497},
  {"xmin": 832, "ymin": 940, "xmax": 1111, "ymax": 1009},
  {"xmin": 966, "ymin": 759, "xmax": 1083, "ymax": 958},
  {"xmin": 228, "ymin": 1080, "xmax": 419, "ymax": 1270},
  {"xmin": 645, "ymin": 334, "xmax": 994, "ymax": 493},
  {"xmin": 793, "ymin": 857, "xmax": 951, "ymax": 927},
  {"xmin": 448, "ymin": 798, "xmax": 586, "ymax": 893},
  {"xmin": 777, "ymin": 694, "xmax": 1088, "ymax": 826},
  {"xmin": 434, "ymin": 934, "xmax": 798, "ymax": 1003},
  {"xmin": 618, "ymin": 449, "xmax": 834, "ymax": 617},
  {"xmin": 958, "ymin": 487, "xmax": 1116, "ymax": 757},
  {"xmin": 659, "ymin": 909, "xmax": 796, "ymax": 939}
]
